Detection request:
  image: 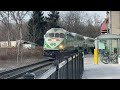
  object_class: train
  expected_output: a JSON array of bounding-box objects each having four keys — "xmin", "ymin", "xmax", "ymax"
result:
[
  {"xmin": 83, "ymin": 36, "xmax": 95, "ymax": 54},
  {"xmin": 43, "ymin": 28, "xmax": 95, "ymax": 57}
]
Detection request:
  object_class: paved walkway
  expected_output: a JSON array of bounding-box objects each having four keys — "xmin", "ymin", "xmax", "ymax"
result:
[{"xmin": 82, "ymin": 54, "xmax": 120, "ymax": 79}]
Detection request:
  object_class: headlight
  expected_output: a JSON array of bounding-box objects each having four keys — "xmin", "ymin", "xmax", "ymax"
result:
[
  {"xmin": 59, "ymin": 45, "xmax": 64, "ymax": 50},
  {"xmin": 45, "ymin": 45, "xmax": 47, "ymax": 47}
]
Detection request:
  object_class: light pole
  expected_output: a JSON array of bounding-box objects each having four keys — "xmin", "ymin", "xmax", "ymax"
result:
[
  {"xmin": 8, "ymin": 11, "xmax": 10, "ymax": 48},
  {"xmin": 107, "ymin": 11, "xmax": 112, "ymax": 54}
]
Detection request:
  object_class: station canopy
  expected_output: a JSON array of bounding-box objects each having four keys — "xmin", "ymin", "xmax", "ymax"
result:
[
  {"xmin": 96, "ymin": 34, "xmax": 120, "ymax": 40},
  {"xmin": 84, "ymin": 36, "xmax": 95, "ymax": 42}
]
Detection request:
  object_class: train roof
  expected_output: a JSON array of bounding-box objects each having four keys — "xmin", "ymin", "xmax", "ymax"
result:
[
  {"xmin": 84, "ymin": 36, "xmax": 95, "ymax": 43},
  {"xmin": 69, "ymin": 32, "xmax": 85, "ymax": 41},
  {"xmin": 84, "ymin": 36, "xmax": 95, "ymax": 40},
  {"xmin": 70, "ymin": 32, "xmax": 84, "ymax": 37},
  {"xmin": 46, "ymin": 28, "xmax": 68, "ymax": 33},
  {"xmin": 46, "ymin": 28, "xmax": 94, "ymax": 41}
]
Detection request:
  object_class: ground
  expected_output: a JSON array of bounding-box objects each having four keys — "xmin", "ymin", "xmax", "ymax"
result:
[
  {"xmin": 0, "ymin": 57, "xmax": 45, "ymax": 72},
  {"xmin": 82, "ymin": 54, "xmax": 120, "ymax": 79}
]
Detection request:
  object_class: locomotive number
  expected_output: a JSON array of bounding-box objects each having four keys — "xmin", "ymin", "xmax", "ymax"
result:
[{"xmin": 50, "ymin": 43, "xmax": 56, "ymax": 46}]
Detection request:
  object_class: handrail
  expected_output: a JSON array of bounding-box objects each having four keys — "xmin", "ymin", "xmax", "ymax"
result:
[{"xmin": 37, "ymin": 52, "xmax": 83, "ymax": 79}]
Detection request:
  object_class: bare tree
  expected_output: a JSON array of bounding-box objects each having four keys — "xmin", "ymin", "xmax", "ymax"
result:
[
  {"xmin": 85, "ymin": 13, "xmax": 102, "ymax": 38},
  {"xmin": 59, "ymin": 11, "xmax": 103, "ymax": 38},
  {"xmin": 10, "ymin": 11, "xmax": 29, "ymax": 64},
  {"xmin": 59, "ymin": 11, "xmax": 86, "ymax": 33},
  {"xmin": 0, "ymin": 11, "xmax": 11, "ymax": 47}
]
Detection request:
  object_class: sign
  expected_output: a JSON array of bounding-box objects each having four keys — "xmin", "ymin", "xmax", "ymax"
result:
[{"xmin": 99, "ymin": 42, "xmax": 105, "ymax": 49}]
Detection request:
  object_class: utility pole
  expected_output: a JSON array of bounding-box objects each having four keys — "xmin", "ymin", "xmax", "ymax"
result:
[
  {"xmin": 8, "ymin": 11, "xmax": 10, "ymax": 48},
  {"xmin": 108, "ymin": 11, "xmax": 112, "ymax": 34},
  {"xmin": 107, "ymin": 11, "xmax": 112, "ymax": 54},
  {"xmin": 20, "ymin": 20, "xmax": 23, "ymax": 63}
]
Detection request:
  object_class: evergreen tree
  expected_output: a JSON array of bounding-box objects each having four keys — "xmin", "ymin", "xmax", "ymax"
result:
[
  {"xmin": 46, "ymin": 11, "xmax": 60, "ymax": 29},
  {"xmin": 27, "ymin": 18, "xmax": 34, "ymax": 41},
  {"xmin": 27, "ymin": 11, "xmax": 46, "ymax": 46}
]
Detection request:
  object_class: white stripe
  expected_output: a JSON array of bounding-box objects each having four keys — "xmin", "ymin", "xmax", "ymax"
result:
[
  {"xmin": 73, "ymin": 56, "xmax": 75, "ymax": 59},
  {"xmin": 68, "ymin": 57, "xmax": 72, "ymax": 61},
  {"xmin": 59, "ymin": 61, "xmax": 67, "ymax": 69}
]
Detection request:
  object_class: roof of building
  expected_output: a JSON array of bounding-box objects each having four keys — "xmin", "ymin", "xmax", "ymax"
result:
[{"xmin": 96, "ymin": 34, "xmax": 120, "ymax": 40}]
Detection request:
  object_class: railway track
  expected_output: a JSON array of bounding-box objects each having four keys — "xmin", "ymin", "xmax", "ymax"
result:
[{"xmin": 0, "ymin": 58, "xmax": 54, "ymax": 79}]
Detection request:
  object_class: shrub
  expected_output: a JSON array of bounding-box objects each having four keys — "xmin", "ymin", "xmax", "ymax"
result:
[{"xmin": 0, "ymin": 47, "xmax": 43, "ymax": 60}]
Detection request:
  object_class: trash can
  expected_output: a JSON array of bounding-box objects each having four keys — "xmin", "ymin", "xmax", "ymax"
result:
[{"xmin": 118, "ymin": 55, "xmax": 120, "ymax": 64}]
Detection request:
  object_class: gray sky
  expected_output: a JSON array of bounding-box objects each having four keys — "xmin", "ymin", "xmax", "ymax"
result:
[
  {"xmin": 25, "ymin": 11, "xmax": 106, "ymax": 21},
  {"xmin": 44, "ymin": 11, "xmax": 106, "ymax": 18},
  {"xmin": 44, "ymin": 11, "xmax": 106, "ymax": 20},
  {"xmin": 87, "ymin": 11, "xmax": 106, "ymax": 18}
]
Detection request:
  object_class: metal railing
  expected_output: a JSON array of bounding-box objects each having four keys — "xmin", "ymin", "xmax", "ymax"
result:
[
  {"xmin": 37, "ymin": 51, "xmax": 84, "ymax": 79},
  {"xmin": 0, "ymin": 51, "xmax": 84, "ymax": 79},
  {"xmin": 0, "ymin": 59, "xmax": 52, "ymax": 79}
]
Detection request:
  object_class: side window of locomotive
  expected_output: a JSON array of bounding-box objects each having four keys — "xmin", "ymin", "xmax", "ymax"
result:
[
  {"xmin": 60, "ymin": 33, "xmax": 65, "ymax": 38},
  {"xmin": 66, "ymin": 34, "xmax": 70, "ymax": 41},
  {"xmin": 66, "ymin": 34, "xmax": 68, "ymax": 39},
  {"xmin": 69, "ymin": 35, "xmax": 72, "ymax": 41},
  {"xmin": 55, "ymin": 33, "xmax": 59, "ymax": 38},
  {"xmin": 49, "ymin": 33, "xmax": 54, "ymax": 38}
]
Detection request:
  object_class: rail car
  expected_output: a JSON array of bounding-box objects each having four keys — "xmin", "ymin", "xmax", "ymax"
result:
[
  {"xmin": 43, "ymin": 28, "xmax": 85, "ymax": 57},
  {"xmin": 83, "ymin": 36, "xmax": 95, "ymax": 54}
]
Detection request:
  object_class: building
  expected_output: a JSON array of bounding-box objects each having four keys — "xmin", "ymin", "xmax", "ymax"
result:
[
  {"xmin": 110, "ymin": 11, "xmax": 120, "ymax": 34},
  {"xmin": 99, "ymin": 11, "xmax": 120, "ymax": 54},
  {"xmin": 0, "ymin": 40, "xmax": 37, "ymax": 49},
  {"xmin": 100, "ymin": 11, "xmax": 120, "ymax": 34},
  {"xmin": 100, "ymin": 11, "xmax": 109, "ymax": 33}
]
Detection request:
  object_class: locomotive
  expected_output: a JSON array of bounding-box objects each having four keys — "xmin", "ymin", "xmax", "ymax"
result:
[
  {"xmin": 83, "ymin": 36, "xmax": 95, "ymax": 54},
  {"xmin": 43, "ymin": 28, "xmax": 85, "ymax": 57}
]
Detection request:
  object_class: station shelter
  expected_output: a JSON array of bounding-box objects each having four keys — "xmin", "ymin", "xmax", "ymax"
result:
[{"xmin": 94, "ymin": 34, "xmax": 120, "ymax": 62}]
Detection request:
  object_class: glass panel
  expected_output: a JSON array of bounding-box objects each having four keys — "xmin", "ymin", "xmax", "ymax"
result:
[
  {"xmin": 55, "ymin": 33, "xmax": 59, "ymax": 37},
  {"xmin": 49, "ymin": 33, "xmax": 54, "ymax": 38},
  {"xmin": 60, "ymin": 33, "xmax": 65, "ymax": 38},
  {"xmin": 45, "ymin": 33, "xmax": 49, "ymax": 37}
]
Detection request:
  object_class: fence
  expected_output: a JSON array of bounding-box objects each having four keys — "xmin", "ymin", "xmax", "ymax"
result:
[{"xmin": 37, "ymin": 51, "xmax": 84, "ymax": 79}]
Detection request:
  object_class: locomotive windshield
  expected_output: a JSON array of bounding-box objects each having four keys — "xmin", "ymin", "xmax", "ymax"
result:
[
  {"xmin": 45, "ymin": 33, "xmax": 65, "ymax": 38},
  {"xmin": 49, "ymin": 33, "xmax": 54, "ymax": 37},
  {"xmin": 55, "ymin": 33, "xmax": 59, "ymax": 37},
  {"xmin": 60, "ymin": 33, "xmax": 65, "ymax": 38}
]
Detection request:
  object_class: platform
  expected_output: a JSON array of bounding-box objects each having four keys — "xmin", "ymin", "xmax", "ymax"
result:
[{"xmin": 82, "ymin": 54, "xmax": 120, "ymax": 79}]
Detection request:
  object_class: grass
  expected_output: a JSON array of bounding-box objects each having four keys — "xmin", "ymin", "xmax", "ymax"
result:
[{"xmin": 0, "ymin": 47, "xmax": 43, "ymax": 60}]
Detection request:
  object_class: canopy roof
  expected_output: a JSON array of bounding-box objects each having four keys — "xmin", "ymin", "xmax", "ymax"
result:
[
  {"xmin": 96, "ymin": 34, "xmax": 120, "ymax": 40},
  {"xmin": 84, "ymin": 36, "xmax": 95, "ymax": 42}
]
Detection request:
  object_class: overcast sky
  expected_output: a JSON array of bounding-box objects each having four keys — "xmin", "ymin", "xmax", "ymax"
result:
[
  {"xmin": 44, "ymin": 11, "xmax": 106, "ymax": 18},
  {"xmin": 87, "ymin": 11, "xmax": 106, "ymax": 18},
  {"xmin": 25, "ymin": 11, "xmax": 106, "ymax": 21},
  {"xmin": 44, "ymin": 11, "xmax": 106, "ymax": 19}
]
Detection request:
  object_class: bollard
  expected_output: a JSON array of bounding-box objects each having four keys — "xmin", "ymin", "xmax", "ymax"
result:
[{"xmin": 94, "ymin": 49, "xmax": 98, "ymax": 64}]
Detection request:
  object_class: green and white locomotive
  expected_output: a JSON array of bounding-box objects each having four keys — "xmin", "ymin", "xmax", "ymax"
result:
[{"xmin": 43, "ymin": 28, "xmax": 85, "ymax": 57}]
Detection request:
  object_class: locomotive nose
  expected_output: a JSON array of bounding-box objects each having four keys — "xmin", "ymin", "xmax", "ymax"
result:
[{"xmin": 51, "ymin": 38, "xmax": 56, "ymax": 42}]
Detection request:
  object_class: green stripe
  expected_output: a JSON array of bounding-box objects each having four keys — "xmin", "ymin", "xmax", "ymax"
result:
[{"xmin": 44, "ymin": 40, "xmax": 64, "ymax": 50}]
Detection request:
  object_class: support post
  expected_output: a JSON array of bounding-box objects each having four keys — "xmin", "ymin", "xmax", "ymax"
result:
[{"xmin": 94, "ymin": 49, "xmax": 98, "ymax": 64}]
